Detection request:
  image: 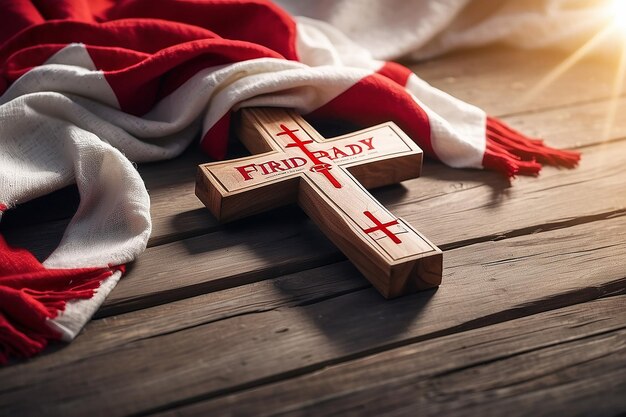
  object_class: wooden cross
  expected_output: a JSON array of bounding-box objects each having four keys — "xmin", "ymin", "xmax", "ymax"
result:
[{"xmin": 196, "ymin": 108, "xmax": 442, "ymax": 298}]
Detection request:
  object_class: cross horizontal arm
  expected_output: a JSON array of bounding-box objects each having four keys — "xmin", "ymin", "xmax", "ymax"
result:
[{"xmin": 196, "ymin": 107, "xmax": 442, "ymax": 298}]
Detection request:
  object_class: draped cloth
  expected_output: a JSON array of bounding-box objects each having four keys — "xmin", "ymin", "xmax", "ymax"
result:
[
  {"xmin": 0, "ymin": 0, "xmax": 579, "ymax": 364},
  {"xmin": 275, "ymin": 0, "xmax": 618, "ymax": 61}
]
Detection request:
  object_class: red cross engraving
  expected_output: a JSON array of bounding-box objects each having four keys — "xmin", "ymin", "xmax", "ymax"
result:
[
  {"xmin": 277, "ymin": 124, "xmax": 342, "ymax": 189},
  {"xmin": 362, "ymin": 211, "xmax": 402, "ymax": 244}
]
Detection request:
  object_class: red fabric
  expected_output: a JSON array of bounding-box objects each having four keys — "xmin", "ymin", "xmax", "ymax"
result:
[
  {"xmin": 102, "ymin": 0, "xmax": 299, "ymax": 60},
  {"xmin": 201, "ymin": 112, "xmax": 232, "ymax": 160},
  {"xmin": 376, "ymin": 61, "xmax": 413, "ymax": 86},
  {"xmin": 0, "ymin": 235, "xmax": 115, "ymax": 364},
  {"xmin": 311, "ymin": 71, "xmax": 434, "ymax": 158},
  {"xmin": 0, "ymin": 1, "xmax": 44, "ymax": 44},
  {"xmin": 1, "ymin": 20, "xmax": 288, "ymax": 113}
]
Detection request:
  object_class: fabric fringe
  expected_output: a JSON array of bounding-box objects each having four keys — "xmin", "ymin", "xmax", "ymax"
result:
[
  {"xmin": 484, "ymin": 116, "xmax": 581, "ymax": 178},
  {"xmin": 0, "ymin": 236, "xmax": 115, "ymax": 365}
]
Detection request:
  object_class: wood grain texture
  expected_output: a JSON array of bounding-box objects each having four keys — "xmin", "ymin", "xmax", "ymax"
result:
[
  {"xmin": 412, "ymin": 46, "xmax": 626, "ymax": 116},
  {"xmin": 502, "ymin": 96, "xmax": 626, "ymax": 150},
  {"xmin": 164, "ymin": 295, "xmax": 626, "ymax": 417},
  {"xmin": 1, "ymin": 213, "xmax": 625, "ymax": 417}
]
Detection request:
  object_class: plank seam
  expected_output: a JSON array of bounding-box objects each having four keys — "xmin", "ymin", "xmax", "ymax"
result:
[
  {"xmin": 495, "ymin": 94, "xmax": 626, "ymax": 120},
  {"xmin": 128, "ymin": 287, "xmax": 626, "ymax": 417},
  {"xmin": 95, "ymin": 208, "xmax": 626, "ymax": 318},
  {"xmin": 430, "ymin": 326, "xmax": 626, "ymax": 380}
]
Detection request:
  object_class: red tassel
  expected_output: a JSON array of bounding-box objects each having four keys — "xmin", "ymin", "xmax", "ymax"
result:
[
  {"xmin": 484, "ymin": 116, "xmax": 581, "ymax": 178},
  {"xmin": 0, "ymin": 235, "xmax": 115, "ymax": 364}
]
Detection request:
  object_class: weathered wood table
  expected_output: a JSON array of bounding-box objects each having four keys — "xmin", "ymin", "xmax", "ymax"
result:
[{"xmin": 1, "ymin": 46, "xmax": 625, "ymax": 416}]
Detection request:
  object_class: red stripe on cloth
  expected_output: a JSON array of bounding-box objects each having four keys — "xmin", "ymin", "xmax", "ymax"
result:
[
  {"xmin": 0, "ymin": 1, "xmax": 44, "ymax": 45},
  {"xmin": 200, "ymin": 112, "xmax": 231, "ymax": 160},
  {"xmin": 309, "ymin": 73, "xmax": 434, "ymax": 158},
  {"xmin": 376, "ymin": 61, "xmax": 413, "ymax": 86},
  {"xmin": 1, "ymin": 44, "xmax": 66, "ymax": 84},
  {"xmin": 0, "ymin": 235, "xmax": 119, "ymax": 364},
  {"xmin": 1, "ymin": 19, "xmax": 222, "ymax": 61},
  {"xmin": 30, "ymin": 0, "xmax": 95, "ymax": 22},
  {"xmin": 103, "ymin": 0, "xmax": 299, "ymax": 61},
  {"xmin": 1, "ymin": 1, "xmax": 299, "ymax": 112},
  {"xmin": 95, "ymin": 39, "xmax": 284, "ymax": 115},
  {"xmin": 0, "ymin": 19, "xmax": 222, "ymax": 86}
]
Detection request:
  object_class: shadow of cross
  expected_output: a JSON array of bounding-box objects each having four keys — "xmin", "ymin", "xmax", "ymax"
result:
[{"xmin": 196, "ymin": 108, "xmax": 442, "ymax": 298}]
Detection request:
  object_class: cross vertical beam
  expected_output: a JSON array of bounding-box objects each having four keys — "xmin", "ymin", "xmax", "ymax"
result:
[
  {"xmin": 196, "ymin": 107, "xmax": 442, "ymax": 298},
  {"xmin": 279, "ymin": 124, "xmax": 342, "ymax": 189}
]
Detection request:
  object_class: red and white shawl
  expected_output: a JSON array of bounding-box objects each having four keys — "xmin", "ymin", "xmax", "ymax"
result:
[{"xmin": 0, "ymin": 0, "xmax": 579, "ymax": 363}]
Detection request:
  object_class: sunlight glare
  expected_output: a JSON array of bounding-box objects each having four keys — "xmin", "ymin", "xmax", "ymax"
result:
[
  {"xmin": 520, "ymin": 26, "xmax": 614, "ymax": 105},
  {"xmin": 603, "ymin": 22, "xmax": 626, "ymax": 140},
  {"xmin": 520, "ymin": 0, "xmax": 626, "ymax": 144},
  {"xmin": 611, "ymin": 0, "xmax": 626, "ymax": 32}
]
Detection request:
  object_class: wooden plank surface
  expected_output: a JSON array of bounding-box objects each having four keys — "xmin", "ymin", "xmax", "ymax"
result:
[
  {"xmin": 415, "ymin": 46, "xmax": 626, "ymax": 116},
  {"xmin": 156, "ymin": 295, "xmax": 626, "ymax": 417},
  {"xmin": 1, "ymin": 46, "xmax": 625, "ymax": 417},
  {"xmin": 1, "ymin": 213, "xmax": 624, "ymax": 416}
]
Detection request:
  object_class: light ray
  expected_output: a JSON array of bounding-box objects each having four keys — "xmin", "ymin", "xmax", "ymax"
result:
[
  {"xmin": 602, "ymin": 30, "xmax": 626, "ymax": 141},
  {"xmin": 611, "ymin": 0, "xmax": 626, "ymax": 30},
  {"xmin": 520, "ymin": 25, "xmax": 616, "ymax": 105}
]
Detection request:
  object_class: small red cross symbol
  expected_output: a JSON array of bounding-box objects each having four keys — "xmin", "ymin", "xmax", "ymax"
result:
[
  {"xmin": 362, "ymin": 211, "xmax": 402, "ymax": 244},
  {"xmin": 277, "ymin": 124, "xmax": 342, "ymax": 189}
]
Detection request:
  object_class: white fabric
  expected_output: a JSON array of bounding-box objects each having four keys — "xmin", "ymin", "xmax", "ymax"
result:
[
  {"xmin": 406, "ymin": 74, "xmax": 485, "ymax": 168},
  {"xmin": 0, "ymin": 92, "xmax": 152, "ymax": 269},
  {"xmin": 295, "ymin": 16, "xmax": 386, "ymax": 70},
  {"xmin": 48, "ymin": 271, "xmax": 122, "ymax": 341},
  {"xmin": 275, "ymin": 0, "xmax": 619, "ymax": 60}
]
